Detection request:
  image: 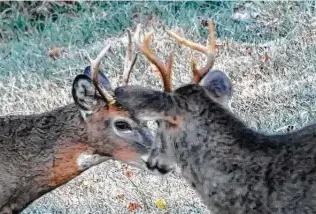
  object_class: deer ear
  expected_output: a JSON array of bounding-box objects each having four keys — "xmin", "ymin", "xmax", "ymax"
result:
[
  {"xmin": 199, "ymin": 69, "xmax": 232, "ymax": 108},
  {"xmin": 72, "ymin": 74, "xmax": 108, "ymax": 117},
  {"xmin": 83, "ymin": 66, "xmax": 112, "ymax": 91}
]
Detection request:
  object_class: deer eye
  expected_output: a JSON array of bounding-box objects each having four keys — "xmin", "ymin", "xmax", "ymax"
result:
[{"xmin": 114, "ymin": 120, "xmax": 132, "ymax": 131}]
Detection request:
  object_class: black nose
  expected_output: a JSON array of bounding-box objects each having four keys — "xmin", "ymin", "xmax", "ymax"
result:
[
  {"xmin": 145, "ymin": 162, "xmax": 170, "ymax": 174},
  {"xmin": 157, "ymin": 166, "xmax": 170, "ymax": 174},
  {"xmin": 145, "ymin": 161, "xmax": 156, "ymax": 170}
]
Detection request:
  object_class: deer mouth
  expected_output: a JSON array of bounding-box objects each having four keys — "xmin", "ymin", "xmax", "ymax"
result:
[{"xmin": 140, "ymin": 154, "xmax": 174, "ymax": 175}]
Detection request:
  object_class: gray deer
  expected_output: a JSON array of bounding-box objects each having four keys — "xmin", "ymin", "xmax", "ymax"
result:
[
  {"xmin": 114, "ymin": 20, "xmax": 316, "ymax": 214},
  {"xmin": 0, "ymin": 29, "xmax": 153, "ymax": 214}
]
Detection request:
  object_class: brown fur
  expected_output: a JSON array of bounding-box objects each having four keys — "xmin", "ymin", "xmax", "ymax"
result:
[{"xmin": 49, "ymin": 141, "xmax": 91, "ymax": 187}]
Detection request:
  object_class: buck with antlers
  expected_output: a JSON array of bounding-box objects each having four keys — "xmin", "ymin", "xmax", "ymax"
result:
[
  {"xmin": 115, "ymin": 20, "xmax": 316, "ymax": 213},
  {"xmin": 0, "ymin": 28, "xmax": 153, "ymax": 214}
]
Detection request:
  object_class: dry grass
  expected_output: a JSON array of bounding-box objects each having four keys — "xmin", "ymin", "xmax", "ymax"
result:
[{"xmin": 1, "ymin": 1, "xmax": 316, "ymax": 214}]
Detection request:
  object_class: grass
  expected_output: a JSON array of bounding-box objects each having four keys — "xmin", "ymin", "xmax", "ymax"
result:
[{"xmin": 1, "ymin": 1, "xmax": 316, "ymax": 213}]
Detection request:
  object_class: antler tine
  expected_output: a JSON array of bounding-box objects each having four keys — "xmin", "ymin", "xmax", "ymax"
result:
[
  {"xmin": 167, "ymin": 19, "xmax": 216, "ymax": 84},
  {"xmin": 123, "ymin": 29, "xmax": 138, "ymax": 85},
  {"xmin": 137, "ymin": 32, "xmax": 174, "ymax": 92},
  {"xmin": 84, "ymin": 44, "xmax": 116, "ymax": 104},
  {"xmin": 166, "ymin": 31, "xmax": 209, "ymax": 54},
  {"xmin": 133, "ymin": 23, "xmax": 141, "ymax": 42}
]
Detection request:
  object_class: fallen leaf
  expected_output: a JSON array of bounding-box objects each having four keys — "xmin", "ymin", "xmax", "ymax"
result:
[
  {"xmin": 122, "ymin": 166, "xmax": 135, "ymax": 177},
  {"xmin": 48, "ymin": 45, "xmax": 66, "ymax": 60},
  {"xmin": 128, "ymin": 202, "xmax": 142, "ymax": 212},
  {"xmin": 75, "ymin": 180, "xmax": 83, "ymax": 186},
  {"xmin": 155, "ymin": 199, "xmax": 167, "ymax": 210},
  {"xmin": 116, "ymin": 194, "xmax": 125, "ymax": 200},
  {"xmin": 263, "ymin": 52, "xmax": 270, "ymax": 63},
  {"xmin": 81, "ymin": 180, "xmax": 90, "ymax": 189},
  {"xmin": 126, "ymin": 170, "xmax": 134, "ymax": 177}
]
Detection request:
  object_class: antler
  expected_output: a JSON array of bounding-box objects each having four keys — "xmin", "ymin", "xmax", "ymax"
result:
[
  {"xmin": 122, "ymin": 25, "xmax": 140, "ymax": 85},
  {"xmin": 167, "ymin": 19, "xmax": 216, "ymax": 84},
  {"xmin": 83, "ymin": 26, "xmax": 141, "ymax": 105},
  {"xmin": 136, "ymin": 32, "xmax": 174, "ymax": 92},
  {"xmin": 84, "ymin": 44, "xmax": 116, "ymax": 105}
]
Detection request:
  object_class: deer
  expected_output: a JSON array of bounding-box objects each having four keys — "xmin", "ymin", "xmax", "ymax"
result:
[
  {"xmin": 114, "ymin": 20, "xmax": 316, "ymax": 214},
  {"xmin": 0, "ymin": 28, "xmax": 153, "ymax": 214}
]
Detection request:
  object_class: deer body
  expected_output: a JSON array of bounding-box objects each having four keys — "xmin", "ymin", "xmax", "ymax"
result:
[
  {"xmin": 172, "ymin": 86, "xmax": 316, "ymax": 214},
  {"xmin": 115, "ymin": 84, "xmax": 316, "ymax": 214},
  {"xmin": 0, "ymin": 88, "xmax": 153, "ymax": 213},
  {"xmin": 0, "ymin": 104, "xmax": 103, "ymax": 212},
  {"xmin": 0, "ymin": 91, "xmax": 153, "ymax": 213}
]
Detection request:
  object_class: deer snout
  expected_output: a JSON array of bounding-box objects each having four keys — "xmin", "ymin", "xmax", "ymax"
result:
[
  {"xmin": 110, "ymin": 117, "xmax": 154, "ymax": 169},
  {"xmin": 141, "ymin": 148, "xmax": 175, "ymax": 175}
]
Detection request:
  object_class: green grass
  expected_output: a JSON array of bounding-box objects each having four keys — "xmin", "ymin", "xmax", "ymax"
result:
[
  {"xmin": 2, "ymin": 1, "xmax": 313, "ymax": 78},
  {"xmin": 2, "ymin": 1, "xmax": 316, "ymax": 213}
]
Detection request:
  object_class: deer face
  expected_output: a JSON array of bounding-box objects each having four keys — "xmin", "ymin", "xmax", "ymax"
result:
[
  {"xmin": 72, "ymin": 73, "xmax": 153, "ymax": 170},
  {"xmin": 114, "ymin": 83, "xmax": 230, "ymax": 175}
]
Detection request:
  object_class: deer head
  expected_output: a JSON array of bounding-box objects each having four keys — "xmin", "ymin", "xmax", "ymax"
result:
[
  {"xmin": 113, "ymin": 20, "xmax": 233, "ymax": 173},
  {"xmin": 71, "ymin": 26, "xmax": 152, "ymax": 170}
]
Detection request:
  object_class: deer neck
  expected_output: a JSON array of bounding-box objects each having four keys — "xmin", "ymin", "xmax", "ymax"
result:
[
  {"xmin": 0, "ymin": 103, "xmax": 108, "ymax": 213},
  {"xmin": 171, "ymin": 87, "xmax": 276, "ymax": 174}
]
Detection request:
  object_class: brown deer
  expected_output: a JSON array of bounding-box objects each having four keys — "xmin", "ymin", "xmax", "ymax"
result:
[
  {"xmin": 0, "ymin": 29, "xmax": 152, "ymax": 214},
  {"xmin": 114, "ymin": 20, "xmax": 316, "ymax": 213}
]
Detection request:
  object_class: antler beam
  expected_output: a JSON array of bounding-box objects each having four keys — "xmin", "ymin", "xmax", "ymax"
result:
[
  {"xmin": 167, "ymin": 19, "xmax": 216, "ymax": 84},
  {"xmin": 123, "ymin": 27, "xmax": 139, "ymax": 85},
  {"xmin": 137, "ymin": 32, "xmax": 174, "ymax": 92},
  {"xmin": 84, "ymin": 44, "xmax": 116, "ymax": 104},
  {"xmin": 83, "ymin": 25, "xmax": 141, "ymax": 105}
]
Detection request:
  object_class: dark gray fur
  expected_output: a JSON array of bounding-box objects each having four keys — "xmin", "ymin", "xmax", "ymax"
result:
[
  {"xmin": 200, "ymin": 69, "xmax": 232, "ymax": 109},
  {"xmin": 115, "ymin": 84, "xmax": 316, "ymax": 214}
]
